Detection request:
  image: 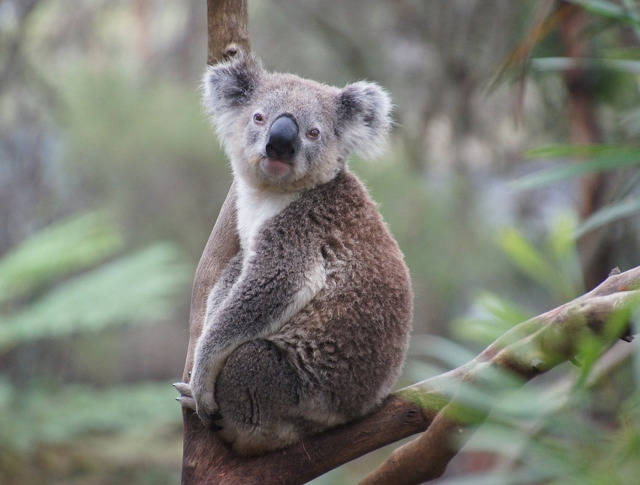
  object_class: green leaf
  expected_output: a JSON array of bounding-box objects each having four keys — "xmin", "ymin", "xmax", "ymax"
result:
[
  {"xmin": 0, "ymin": 243, "xmax": 190, "ymax": 352},
  {"xmin": 547, "ymin": 213, "xmax": 575, "ymax": 260},
  {"xmin": 452, "ymin": 291, "xmax": 532, "ymax": 345},
  {"xmin": 575, "ymin": 198, "xmax": 640, "ymax": 237},
  {"xmin": 499, "ymin": 228, "xmax": 557, "ymax": 288},
  {"xmin": 0, "ymin": 212, "xmax": 123, "ymax": 304},
  {"xmin": 531, "ymin": 57, "xmax": 640, "ymax": 75},
  {"xmin": 567, "ymin": 0, "xmax": 640, "ymax": 28},
  {"xmin": 512, "ymin": 146, "xmax": 640, "ymax": 191},
  {"xmin": 547, "ymin": 213, "xmax": 583, "ymax": 298},
  {"xmin": 524, "ymin": 144, "xmax": 635, "ymax": 158}
]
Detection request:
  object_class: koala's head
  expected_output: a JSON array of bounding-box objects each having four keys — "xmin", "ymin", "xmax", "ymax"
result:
[{"xmin": 202, "ymin": 56, "xmax": 392, "ymax": 192}]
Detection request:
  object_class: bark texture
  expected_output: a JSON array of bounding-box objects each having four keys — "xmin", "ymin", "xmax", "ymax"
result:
[{"xmin": 206, "ymin": 0, "xmax": 250, "ymax": 66}]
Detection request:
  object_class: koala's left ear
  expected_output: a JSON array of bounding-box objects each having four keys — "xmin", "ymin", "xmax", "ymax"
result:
[{"xmin": 337, "ymin": 82, "xmax": 392, "ymax": 159}]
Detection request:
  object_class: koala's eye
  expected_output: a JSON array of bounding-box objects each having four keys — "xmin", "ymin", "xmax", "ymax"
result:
[
  {"xmin": 253, "ymin": 112, "xmax": 265, "ymax": 125},
  {"xmin": 307, "ymin": 128, "xmax": 321, "ymax": 140}
]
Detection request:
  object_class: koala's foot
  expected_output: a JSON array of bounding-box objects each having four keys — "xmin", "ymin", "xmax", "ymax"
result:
[{"xmin": 173, "ymin": 381, "xmax": 224, "ymax": 431}]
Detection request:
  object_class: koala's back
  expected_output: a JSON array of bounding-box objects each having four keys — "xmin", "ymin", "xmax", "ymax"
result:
[{"xmin": 259, "ymin": 169, "xmax": 413, "ymax": 424}]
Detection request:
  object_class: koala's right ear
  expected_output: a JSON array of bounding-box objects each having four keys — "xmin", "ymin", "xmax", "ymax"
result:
[{"xmin": 201, "ymin": 55, "xmax": 263, "ymax": 118}]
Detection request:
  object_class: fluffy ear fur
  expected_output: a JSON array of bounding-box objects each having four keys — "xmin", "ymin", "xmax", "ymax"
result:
[
  {"xmin": 201, "ymin": 55, "xmax": 263, "ymax": 141},
  {"xmin": 337, "ymin": 81, "xmax": 392, "ymax": 159}
]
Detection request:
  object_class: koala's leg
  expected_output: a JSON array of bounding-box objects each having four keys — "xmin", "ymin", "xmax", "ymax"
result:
[{"xmin": 215, "ymin": 339, "xmax": 305, "ymax": 455}]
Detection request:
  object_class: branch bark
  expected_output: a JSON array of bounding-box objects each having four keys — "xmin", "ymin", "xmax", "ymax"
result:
[{"xmin": 205, "ymin": 0, "xmax": 250, "ymax": 66}]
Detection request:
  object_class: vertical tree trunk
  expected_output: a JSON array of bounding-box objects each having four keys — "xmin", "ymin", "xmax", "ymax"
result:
[
  {"xmin": 180, "ymin": 1, "xmax": 248, "ymax": 483},
  {"xmin": 205, "ymin": 0, "xmax": 250, "ymax": 66},
  {"xmin": 558, "ymin": 2, "xmax": 612, "ymax": 291}
]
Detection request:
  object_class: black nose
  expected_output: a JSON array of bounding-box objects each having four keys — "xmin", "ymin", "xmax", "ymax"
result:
[{"xmin": 266, "ymin": 115, "xmax": 298, "ymax": 162}]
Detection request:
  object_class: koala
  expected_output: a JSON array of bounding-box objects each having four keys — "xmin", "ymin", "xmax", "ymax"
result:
[{"xmin": 175, "ymin": 55, "xmax": 413, "ymax": 456}]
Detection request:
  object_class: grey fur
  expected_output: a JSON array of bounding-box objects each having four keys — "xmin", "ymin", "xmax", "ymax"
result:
[{"xmin": 177, "ymin": 57, "xmax": 413, "ymax": 455}]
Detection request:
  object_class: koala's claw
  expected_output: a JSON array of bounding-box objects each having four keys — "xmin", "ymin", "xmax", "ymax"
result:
[
  {"xmin": 173, "ymin": 382, "xmax": 192, "ymax": 396},
  {"xmin": 207, "ymin": 411, "xmax": 224, "ymax": 431},
  {"xmin": 173, "ymin": 382, "xmax": 196, "ymax": 411}
]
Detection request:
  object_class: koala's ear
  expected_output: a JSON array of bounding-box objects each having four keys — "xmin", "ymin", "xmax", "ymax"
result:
[
  {"xmin": 201, "ymin": 55, "xmax": 263, "ymax": 116},
  {"xmin": 337, "ymin": 82, "xmax": 392, "ymax": 159}
]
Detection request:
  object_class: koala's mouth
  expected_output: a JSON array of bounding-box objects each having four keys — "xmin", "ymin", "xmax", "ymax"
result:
[{"xmin": 261, "ymin": 157, "xmax": 294, "ymax": 178}]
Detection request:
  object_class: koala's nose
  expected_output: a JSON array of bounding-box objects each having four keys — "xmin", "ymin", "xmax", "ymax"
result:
[{"xmin": 266, "ymin": 115, "xmax": 298, "ymax": 162}]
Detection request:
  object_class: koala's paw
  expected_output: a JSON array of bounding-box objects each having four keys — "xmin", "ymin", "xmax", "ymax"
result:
[
  {"xmin": 186, "ymin": 374, "xmax": 224, "ymax": 431},
  {"xmin": 174, "ymin": 381, "xmax": 223, "ymax": 430},
  {"xmin": 196, "ymin": 397, "xmax": 224, "ymax": 431},
  {"xmin": 195, "ymin": 400, "xmax": 224, "ymax": 431}
]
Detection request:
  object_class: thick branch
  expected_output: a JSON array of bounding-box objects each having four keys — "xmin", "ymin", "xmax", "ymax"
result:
[{"xmin": 181, "ymin": 181, "xmax": 240, "ymax": 485}]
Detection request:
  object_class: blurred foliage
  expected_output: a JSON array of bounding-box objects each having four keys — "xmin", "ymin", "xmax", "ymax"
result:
[
  {"xmin": 515, "ymin": 145, "xmax": 640, "ymax": 238},
  {"xmin": 0, "ymin": 381, "xmax": 179, "ymax": 452},
  {"xmin": 424, "ymin": 1, "xmax": 640, "ymax": 482},
  {"xmin": 0, "ymin": 212, "xmax": 123, "ymax": 304},
  {"xmin": 0, "ymin": 212, "xmax": 190, "ymax": 352},
  {"xmin": 501, "ymin": 0, "xmax": 640, "ymax": 257},
  {"xmin": 58, "ymin": 68, "xmax": 230, "ymax": 257},
  {"xmin": 0, "ymin": 212, "xmax": 189, "ymax": 484},
  {"xmin": 451, "ymin": 215, "xmax": 582, "ymax": 347},
  {"xmin": 432, "ymin": 222, "xmax": 640, "ymax": 485}
]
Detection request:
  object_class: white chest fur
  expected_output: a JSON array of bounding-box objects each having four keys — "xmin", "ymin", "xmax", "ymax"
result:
[{"xmin": 235, "ymin": 180, "xmax": 299, "ymax": 257}]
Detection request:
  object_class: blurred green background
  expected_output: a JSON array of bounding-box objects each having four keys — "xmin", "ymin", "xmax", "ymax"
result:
[{"xmin": 2, "ymin": 1, "xmax": 640, "ymax": 484}]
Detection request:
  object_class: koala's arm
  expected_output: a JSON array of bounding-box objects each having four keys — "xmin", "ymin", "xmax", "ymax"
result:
[
  {"xmin": 206, "ymin": 252, "xmax": 244, "ymax": 312},
  {"xmin": 189, "ymin": 245, "xmax": 326, "ymax": 421}
]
